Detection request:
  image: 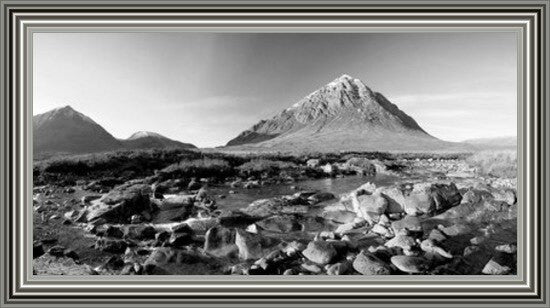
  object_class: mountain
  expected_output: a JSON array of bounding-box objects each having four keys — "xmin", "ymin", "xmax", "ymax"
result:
[
  {"xmin": 463, "ymin": 136, "xmax": 517, "ymax": 150},
  {"xmin": 33, "ymin": 106, "xmax": 196, "ymax": 155},
  {"xmin": 33, "ymin": 106, "xmax": 122, "ymax": 154},
  {"xmin": 226, "ymin": 74, "xmax": 461, "ymax": 152},
  {"xmin": 121, "ymin": 131, "xmax": 196, "ymax": 150}
]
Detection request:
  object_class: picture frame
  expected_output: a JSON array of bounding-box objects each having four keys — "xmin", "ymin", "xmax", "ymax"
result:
[{"xmin": 0, "ymin": 0, "xmax": 548, "ymax": 307}]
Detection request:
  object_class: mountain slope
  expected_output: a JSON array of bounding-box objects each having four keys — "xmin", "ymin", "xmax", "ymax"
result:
[
  {"xmin": 121, "ymin": 131, "xmax": 197, "ymax": 150},
  {"xmin": 33, "ymin": 106, "xmax": 122, "ymax": 154},
  {"xmin": 226, "ymin": 74, "xmax": 461, "ymax": 152}
]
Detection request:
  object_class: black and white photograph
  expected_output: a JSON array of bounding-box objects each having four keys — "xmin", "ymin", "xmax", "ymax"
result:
[{"xmin": 32, "ymin": 32, "xmax": 518, "ymax": 276}]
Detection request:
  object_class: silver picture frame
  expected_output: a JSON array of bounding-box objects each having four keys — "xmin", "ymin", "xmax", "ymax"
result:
[{"xmin": 0, "ymin": 0, "xmax": 548, "ymax": 307}]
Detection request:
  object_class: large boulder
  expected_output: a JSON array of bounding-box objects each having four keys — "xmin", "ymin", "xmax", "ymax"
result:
[
  {"xmin": 352, "ymin": 251, "xmax": 391, "ymax": 275},
  {"xmin": 159, "ymin": 194, "xmax": 195, "ymax": 210},
  {"xmin": 152, "ymin": 194, "xmax": 196, "ymax": 222},
  {"xmin": 302, "ymin": 241, "xmax": 338, "ymax": 265},
  {"xmin": 376, "ymin": 186, "xmax": 406, "ymax": 213},
  {"xmin": 353, "ymin": 192, "xmax": 388, "ymax": 223},
  {"xmin": 182, "ymin": 217, "xmax": 219, "ymax": 234},
  {"xmin": 235, "ymin": 229, "xmax": 280, "ymax": 260},
  {"xmin": 86, "ymin": 183, "xmax": 152, "ymax": 223},
  {"xmin": 123, "ymin": 225, "xmax": 157, "ymax": 240},
  {"xmin": 403, "ymin": 183, "xmax": 462, "ymax": 216},
  {"xmin": 204, "ymin": 227, "xmax": 237, "ymax": 257}
]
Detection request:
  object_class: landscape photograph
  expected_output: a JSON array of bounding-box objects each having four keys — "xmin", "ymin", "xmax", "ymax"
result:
[{"xmin": 32, "ymin": 32, "xmax": 518, "ymax": 276}]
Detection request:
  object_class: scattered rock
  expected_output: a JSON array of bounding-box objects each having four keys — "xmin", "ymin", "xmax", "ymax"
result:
[
  {"xmin": 391, "ymin": 255, "xmax": 430, "ymax": 273},
  {"xmin": 482, "ymin": 259, "xmax": 511, "ymax": 275},
  {"xmin": 204, "ymin": 227, "xmax": 237, "ymax": 256},
  {"xmin": 495, "ymin": 243, "xmax": 517, "ymax": 254},
  {"xmin": 95, "ymin": 239, "xmax": 128, "ymax": 253},
  {"xmin": 308, "ymin": 192, "xmax": 335, "ymax": 205},
  {"xmin": 352, "ymin": 251, "xmax": 391, "ymax": 275},
  {"xmin": 384, "ymin": 234, "xmax": 416, "ymax": 250},
  {"xmin": 302, "ymin": 241, "xmax": 338, "ymax": 265},
  {"xmin": 235, "ymin": 230, "xmax": 279, "ymax": 260},
  {"xmin": 326, "ymin": 261, "xmax": 352, "ymax": 275}
]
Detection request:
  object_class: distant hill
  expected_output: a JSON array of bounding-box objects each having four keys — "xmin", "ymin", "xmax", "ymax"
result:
[
  {"xmin": 33, "ymin": 106, "xmax": 122, "ymax": 155},
  {"xmin": 463, "ymin": 136, "xmax": 517, "ymax": 150},
  {"xmin": 121, "ymin": 131, "xmax": 196, "ymax": 150},
  {"xmin": 33, "ymin": 106, "xmax": 196, "ymax": 155},
  {"xmin": 226, "ymin": 74, "xmax": 465, "ymax": 153}
]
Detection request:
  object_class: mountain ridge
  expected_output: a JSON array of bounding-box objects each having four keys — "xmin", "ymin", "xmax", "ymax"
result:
[{"xmin": 33, "ymin": 106, "xmax": 196, "ymax": 155}]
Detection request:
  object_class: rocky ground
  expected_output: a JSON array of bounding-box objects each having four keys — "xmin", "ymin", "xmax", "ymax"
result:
[{"xmin": 33, "ymin": 155, "xmax": 517, "ymax": 276}]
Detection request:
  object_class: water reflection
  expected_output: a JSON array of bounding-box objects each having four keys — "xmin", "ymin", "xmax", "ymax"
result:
[{"xmin": 210, "ymin": 174, "xmax": 399, "ymax": 211}]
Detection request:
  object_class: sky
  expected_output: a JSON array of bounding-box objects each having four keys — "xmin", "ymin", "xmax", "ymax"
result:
[{"xmin": 33, "ymin": 32, "xmax": 517, "ymax": 147}]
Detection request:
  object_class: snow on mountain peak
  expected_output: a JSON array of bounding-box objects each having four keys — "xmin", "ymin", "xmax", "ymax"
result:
[{"xmin": 128, "ymin": 131, "xmax": 164, "ymax": 140}]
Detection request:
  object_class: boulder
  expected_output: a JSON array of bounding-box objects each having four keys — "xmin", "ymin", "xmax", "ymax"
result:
[
  {"xmin": 326, "ymin": 261, "xmax": 353, "ymax": 275},
  {"xmin": 95, "ymin": 239, "xmax": 128, "ymax": 254},
  {"xmin": 495, "ymin": 243, "xmax": 517, "ymax": 254},
  {"xmin": 169, "ymin": 233, "xmax": 194, "ymax": 247},
  {"xmin": 391, "ymin": 255, "xmax": 430, "ymax": 273},
  {"xmin": 492, "ymin": 189, "xmax": 517, "ymax": 206},
  {"xmin": 86, "ymin": 183, "xmax": 152, "ymax": 223},
  {"xmin": 160, "ymin": 194, "xmax": 195, "ymax": 210},
  {"xmin": 384, "ymin": 235, "xmax": 416, "ymax": 250},
  {"xmin": 104, "ymin": 226, "xmax": 124, "ymax": 238},
  {"xmin": 371, "ymin": 224, "xmax": 394, "ymax": 238},
  {"xmin": 204, "ymin": 227, "xmax": 237, "ymax": 256},
  {"xmin": 235, "ymin": 230, "xmax": 279, "ymax": 260},
  {"xmin": 481, "ymin": 259, "xmax": 511, "ymax": 275},
  {"xmin": 322, "ymin": 210, "xmax": 357, "ymax": 224},
  {"xmin": 308, "ymin": 192, "xmax": 335, "ymax": 205},
  {"xmin": 302, "ymin": 241, "xmax": 338, "ymax": 265},
  {"xmin": 123, "ymin": 225, "xmax": 156, "ymax": 240},
  {"xmin": 377, "ymin": 186, "xmax": 406, "ymax": 213},
  {"xmin": 352, "ymin": 251, "xmax": 391, "ymax": 275},
  {"xmin": 182, "ymin": 217, "xmax": 219, "ymax": 234},
  {"xmin": 438, "ymin": 224, "xmax": 472, "ymax": 237},
  {"xmin": 403, "ymin": 183, "xmax": 462, "ymax": 216},
  {"xmin": 461, "ymin": 189, "xmax": 494, "ymax": 204},
  {"xmin": 391, "ymin": 216, "xmax": 422, "ymax": 234},
  {"xmin": 420, "ymin": 239, "xmax": 452, "ymax": 258}
]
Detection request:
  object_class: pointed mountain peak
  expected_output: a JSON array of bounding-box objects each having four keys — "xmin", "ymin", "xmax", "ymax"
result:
[
  {"xmin": 34, "ymin": 105, "xmax": 97, "ymax": 126},
  {"xmin": 226, "ymin": 74, "xmax": 435, "ymax": 150},
  {"xmin": 127, "ymin": 131, "xmax": 165, "ymax": 140}
]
